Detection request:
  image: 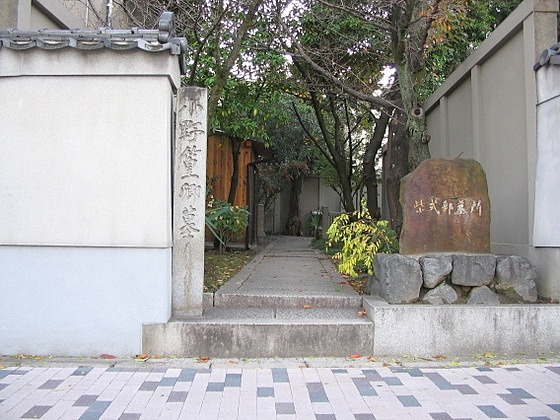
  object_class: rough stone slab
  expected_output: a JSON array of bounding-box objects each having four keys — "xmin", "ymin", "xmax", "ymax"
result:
[
  {"xmin": 495, "ymin": 256, "xmax": 538, "ymax": 302},
  {"xmin": 451, "ymin": 254, "xmax": 496, "ymax": 286},
  {"xmin": 399, "ymin": 158, "xmax": 491, "ymax": 255},
  {"xmin": 373, "ymin": 254, "xmax": 422, "ymax": 304},
  {"xmin": 513, "ymin": 282, "xmax": 538, "ymax": 303},
  {"xmin": 365, "ymin": 301, "xmax": 560, "ymax": 356},
  {"xmin": 423, "ymin": 283, "xmax": 458, "ymax": 305},
  {"xmin": 467, "ymin": 286, "xmax": 500, "ymax": 305},
  {"xmin": 420, "ymin": 255, "xmax": 453, "ymax": 288},
  {"xmin": 143, "ymin": 319, "xmax": 374, "ymax": 358},
  {"xmin": 496, "ymin": 256, "xmax": 537, "ymax": 287}
]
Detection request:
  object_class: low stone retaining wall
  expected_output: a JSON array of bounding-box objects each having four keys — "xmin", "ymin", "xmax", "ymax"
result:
[
  {"xmin": 363, "ymin": 296, "xmax": 560, "ymax": 356},
  {"xmin": 367, "ymin": 254, "xmax": 538, "ymax": 304}
]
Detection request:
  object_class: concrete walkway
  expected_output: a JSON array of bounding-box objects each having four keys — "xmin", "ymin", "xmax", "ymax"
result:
[{"xmin": 213, "ymin": 235, "xmax": 361, "ymax": 309}]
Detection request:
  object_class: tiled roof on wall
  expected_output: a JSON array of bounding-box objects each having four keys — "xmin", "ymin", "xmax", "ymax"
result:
[{"xmin": 0, "ymin": 11, "xmax": 187, "ymax": 74}]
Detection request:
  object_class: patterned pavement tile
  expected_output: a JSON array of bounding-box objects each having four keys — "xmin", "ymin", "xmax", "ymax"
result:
[{"xmin": 1, "ymin": 364, "xmax": 559, "ymax": 419}]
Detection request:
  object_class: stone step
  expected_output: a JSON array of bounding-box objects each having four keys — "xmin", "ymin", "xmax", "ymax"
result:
[
  {"xmin": 202, "ymin": 307, "xmax": 366, "ymax": 319},
  {"xmin": 142, "ymin": 308, "xmax": 374, "ymax": 358},
  {"xmin": 213, "ymin": 292, "xmax": 363, "ymax": 309}
]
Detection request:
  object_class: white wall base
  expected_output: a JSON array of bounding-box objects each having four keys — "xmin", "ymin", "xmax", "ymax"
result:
[
  {"xmin": 0, "ymin": 246, "xmax": 172, "ymax": 356},
  {"xmin": 530, "ymin": 247, "xmax": 560, "ymax": 301}
]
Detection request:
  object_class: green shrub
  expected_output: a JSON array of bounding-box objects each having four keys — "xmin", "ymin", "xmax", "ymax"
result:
[
  {"xmin": 206, "ymin": 200, "xmax": 250, "ymax": 253},
  {"xmin": 326, "ymin": 203, "xmax": 398, "ymax": 277}
]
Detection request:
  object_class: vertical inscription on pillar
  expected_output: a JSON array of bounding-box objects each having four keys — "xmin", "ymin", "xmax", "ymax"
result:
[{"xmin": 173, "ymin": 87, "xmax": 207, "ymax": 318}]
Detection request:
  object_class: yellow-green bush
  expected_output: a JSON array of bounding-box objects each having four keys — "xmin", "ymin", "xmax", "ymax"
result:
[{"xmin": 326, "ymin": 204, "xmax": 398, "ymax": 277}]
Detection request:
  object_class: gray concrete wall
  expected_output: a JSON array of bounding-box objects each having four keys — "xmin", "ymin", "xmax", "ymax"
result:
[{"xmin": 424, "ymin": 0, "xmax": 560, "ymax": 300}]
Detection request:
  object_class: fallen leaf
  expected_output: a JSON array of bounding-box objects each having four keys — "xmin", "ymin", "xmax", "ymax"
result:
[
  {"xmin": 350, "ymin": 354, "xmax": 361, "ymax": 359},
  {"xmin": 228, "ymin": 360, "xmax": 237, "ymax": 364},
  {"xmin": 358, "ymin": 308, "xmax": 367, "ymax": 316},
  {"xmin": 303, "ymin": 305, "xmax": 313, "ymax": 309},
  {"xmin": 135, "ymin": 353, "xmax": 149, "ymax": 360},
  {"xmin": 420, "ymin": 357, "xmax": 433, "ymax": 361},
  {"xmin": 0, "ymin": 366, "xmax": 6, "ymax": 370},
  {"xmin": 340, "ymin": 281, "xmax": 348, "ymax": 285},
  {"xmin": 367, "ymin": 356, "xmax": 376, "ymax": 362},
  {"xmin": 100, "ymin": 354, "xmax": 116, "ymax": 359},
  {"xmin": 197, "ymin": 357, "xmax": 211, "ymax": 363},
  {"xmin": 382, "ymin": 362, "xmax": 391, "ymax": 367},
  {"xmin": 433, "ymin": 355, "xmax": 446, "ymax": 360}
]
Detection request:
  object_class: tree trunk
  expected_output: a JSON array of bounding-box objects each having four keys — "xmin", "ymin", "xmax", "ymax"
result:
[
  {"xmin": 390, "ymin": 1, "xmax": 432, "ymax": 170},
  {"xmin": 385, "ymin": 104, "xmax": 409, "ymax": 236},
  {"xmin": 284, "ymin": 175, "xmax": 304, "ymax": 236},
  {"xmin": 363, "ymin": 110, "xmax": 390, "ymax": 220},
  {"xmin": 396, "ymin": 63, "xmax": 431, "ymax": 168},
  {"xmin": 227, "ymin": 137, "xmax": 243, "ymax": 204}
]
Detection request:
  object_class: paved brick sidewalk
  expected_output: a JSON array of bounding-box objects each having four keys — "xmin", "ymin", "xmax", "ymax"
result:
[{"xmin": 1, "ymin": 362, "xmax": 559, "ymax": 419}]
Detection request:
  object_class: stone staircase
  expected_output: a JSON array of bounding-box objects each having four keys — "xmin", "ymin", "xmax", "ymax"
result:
[
  {"xmin": 143, "ymin": 237, "xmax": 374, "ymax": 358},
  {"xmin": 142, "ymin": 293, "xmax": 374, "ymax": 358}
]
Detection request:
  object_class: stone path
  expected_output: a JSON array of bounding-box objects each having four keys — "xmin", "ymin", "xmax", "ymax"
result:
[
  {"xmin": 214, "ymin": 235, "xmax": 361, "ymax": 308},
  {"xmin": 1, "ymin": 359, "xmax": 559, "ymax": 419}
]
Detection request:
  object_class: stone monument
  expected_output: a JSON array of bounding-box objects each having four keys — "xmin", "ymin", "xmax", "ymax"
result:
[
  {"xmin": 399, "ymin": 158, "xmax": 491, "ymax": 255},
  {"xmin": 368, "ymin": 158, "xmax": 538, "ymax": 304}
]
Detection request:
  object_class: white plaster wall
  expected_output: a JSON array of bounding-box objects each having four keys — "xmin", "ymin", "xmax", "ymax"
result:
[
  {"xmin": 534, "ymin": 65, "xmax": 560, "ymax": 247},
  {"xmin": 0, "ymin": 47, "xmax": 181, "ymax": 353},
  {"xmin": 530, "ymin": 247, "xmax": 560, "ymax": 300},
  {"xmin": 0, "ymin": 75, "xmax": 173, "ymax": 247},
  {"xmin": 0, "ymin": 246, "xmax": 171, "ymax": 356},
  {"xmin": 0, "ymin": 48, "xmax": 182, "ymax": 88}
]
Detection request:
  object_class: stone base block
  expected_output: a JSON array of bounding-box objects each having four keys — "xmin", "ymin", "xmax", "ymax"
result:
[
  {"xmin": 363, "ymin": 296, "xmax": 560, "ymax": 356},
  {"xmin": 143, "ymin": 318, "xmax": 374, "ymax": 358}
]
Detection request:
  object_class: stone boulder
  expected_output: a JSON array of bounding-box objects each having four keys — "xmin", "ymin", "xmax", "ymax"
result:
[
  {"xmin": 495, "ymin": 256, "xmax": 538, "ymax": 303},
  {"xmin": 420, "ymin": 255, "xmax": 453, "ymax": 288},
  {"xmin": 451, "ymin": 255, "xmax": 496, "ymax": 287},
  {"xmin": 422, "ymin": 283, "xmax": 458, "ymax": 305},
  {"xmin": 372, "ymin": 254, "xmax": 422, "ymax": 304},
  {"xmin": 399, "ymin": 158, "xmax": 491, "ymax": 255},
  {"xmin": 467, "ymin": 286, "xmax": 500, "ymax": 305}
]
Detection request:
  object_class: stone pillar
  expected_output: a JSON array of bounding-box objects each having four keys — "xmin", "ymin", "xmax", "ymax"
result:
[
  {"xmin": 256, "ymin": 203, "xmax": 265, "ymax": 243},
  {"xmin": 321, "ymin": 206, "xmax": 329, "ymax": 239},
  {"xmin": 172, "ymin": 87, "xmax": 207, "ymax": 318}
]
